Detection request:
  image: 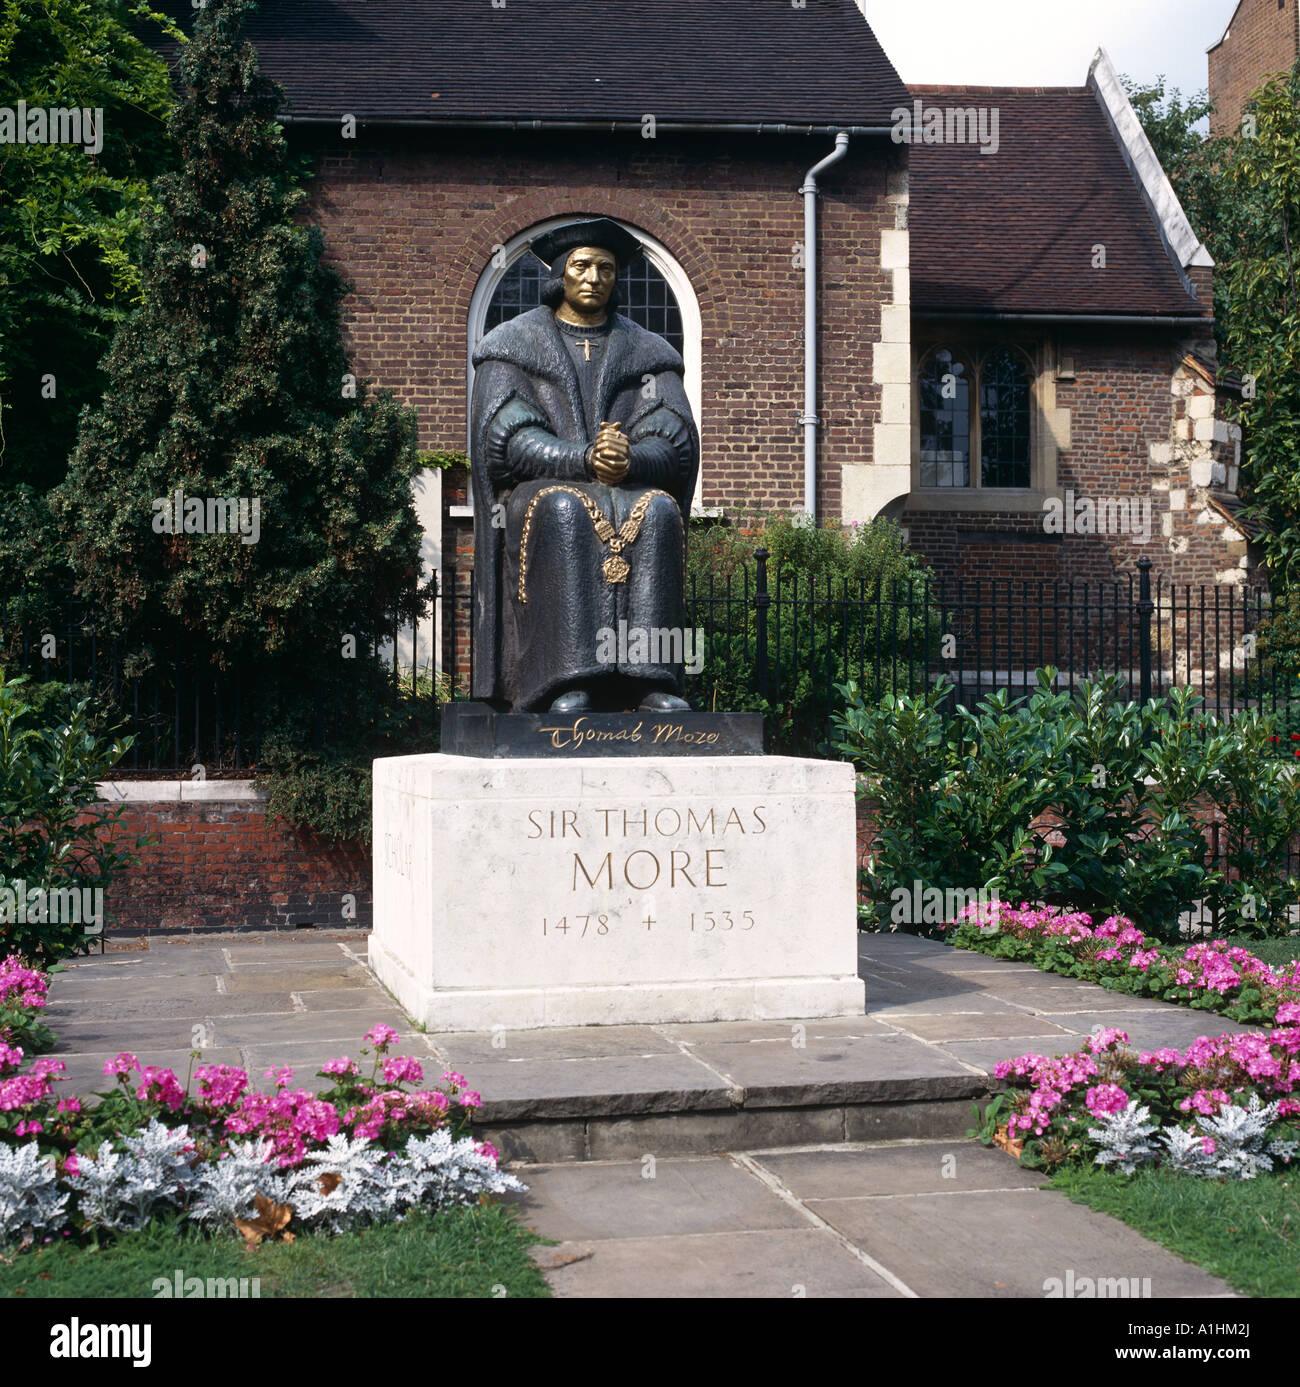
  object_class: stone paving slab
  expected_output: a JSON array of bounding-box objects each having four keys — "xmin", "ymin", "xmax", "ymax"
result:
[
  {"xmin": 455, "ymin": 1055, "xmax": 736, "ymax": 1121},
  {"xmin": 46, "ymin": 930, "xmax": 1261, "ymax": 1130},
  {"xmin": 757, "ymin": 1140, "xmax": 1048, "ymax": 1199},
  {"xmin": 430, "ymin": 1024, "xmax": 683, "ymax": 1066},
  {"xmin": 220, "ymin": 967, "xmax": 368, "ymax": 995},
  {"xmin": 659, "ymin": 1016, "xmax": 894, "ymax": 1043},
  {"xmin": 536, "ymin": 1228, "xmax": 902, "ymax": 1298},
  {"xmin": 511, "ymin": 1154, "xmax": 805, "ymax": 1240},
  {"xmin": 511, "ymin": 1142, "xmax": 1236, "ymax": 1299},
  {"xmin": 886, "ymin": 1012, "xmax": 1075, "ymax": 1042},
  {"xmin": 809, "ymin": 1186, "xmax": 1229, "ymax": 1299},
  {"xmin": 202, "ymin": 1007, "xmax": 411, "ymax": 1049}
]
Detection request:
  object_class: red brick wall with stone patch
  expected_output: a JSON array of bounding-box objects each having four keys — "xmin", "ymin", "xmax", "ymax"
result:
[
  {"xmin": 905, "ymin": 334, "xmax": 1184, "ymax": 590},
  {"xmin": 92, "ymin": 799, "xmax": 370, "ymax": 934}
]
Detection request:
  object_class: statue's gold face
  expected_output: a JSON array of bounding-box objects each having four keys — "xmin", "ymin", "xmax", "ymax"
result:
[{"xmin": 559, "ymin": 246, "xmax": 617, "ymax": 322}]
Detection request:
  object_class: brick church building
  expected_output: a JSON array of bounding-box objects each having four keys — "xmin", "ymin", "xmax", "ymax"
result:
[{"xmin": 157, "ymin": 0, "xmax": 1251, "ymax": 677}]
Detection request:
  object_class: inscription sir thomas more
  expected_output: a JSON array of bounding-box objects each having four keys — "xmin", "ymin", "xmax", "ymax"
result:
[
  {"xmin": 526, "ymin": 803, "xmax": 766, "ymax": 894},
  {"xmin": 537, "ymin": 716, "xmax": 720, "ymax": 751}
]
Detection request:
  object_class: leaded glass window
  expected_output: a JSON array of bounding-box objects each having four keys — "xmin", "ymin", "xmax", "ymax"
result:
[
  {"xmin": 979, "ymin": 349, "xmax": 1032, "ymax": 489},
  {"xmin": 485, "ymin": 252, "xmax": 684, "ymax": 359},
  {"xmin": 918, "ymin": 349, "xmax": 971, "ymax": 488},
  {"xmin": 915, "ymin": 345, "xmax": 1035, "ymax": 491}
]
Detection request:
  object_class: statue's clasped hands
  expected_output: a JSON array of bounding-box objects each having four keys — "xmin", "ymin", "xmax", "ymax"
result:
[{"xmin": 590, "ymin": 421, "xmax": 630, "ymax": 485}]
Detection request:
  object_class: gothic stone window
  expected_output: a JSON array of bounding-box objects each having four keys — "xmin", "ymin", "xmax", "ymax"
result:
[
  {"xmin": 917, "ymin": 345, "xmax": 1033, "ymax": 491},
  {"xmin": 485, "ymin": 252, "xmax": 685, "ymax": 358}
]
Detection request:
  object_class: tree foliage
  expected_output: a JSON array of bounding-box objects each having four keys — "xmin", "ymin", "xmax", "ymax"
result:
[
  {"xmin": 1219, "ymin": 66, "xmax": 1300, "ymax": 585},
  {"xmin": 1124, "ymin": 65, "xmax": 1300, "ymax": 585},
  {"xmin": 0, "ymin": 0, "xmax": 180, "ymax": 620}
]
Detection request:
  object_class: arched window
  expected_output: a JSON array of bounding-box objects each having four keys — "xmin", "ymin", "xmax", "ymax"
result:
[
  {"xmin": 980, "ymin": 349, "xmax": 1031, "ymax": 489},
  {"xmin": 485, "ymin": 252, "xmax": 685, "ymax": 359},
  {"xmin": 469, "ymin": 218, "xmax": 703, "ymax": 507},
  {"xmin": 914, "ymin": 344, "xmax": 1035, "ymax": 492},
  {"xmin": 919, "ymin": 348, "xmax": 971, "ymax": 488}
]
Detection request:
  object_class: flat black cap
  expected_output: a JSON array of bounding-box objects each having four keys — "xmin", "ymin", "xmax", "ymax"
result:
[{"xmin": 530, "ymin": 219, "xmax": 644, "ymax": 270}]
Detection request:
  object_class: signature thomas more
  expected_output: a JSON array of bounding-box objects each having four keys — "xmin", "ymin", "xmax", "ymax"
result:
[{"xmin": 537, "ymin": 716, "xmax": 721, "ymax": 751}]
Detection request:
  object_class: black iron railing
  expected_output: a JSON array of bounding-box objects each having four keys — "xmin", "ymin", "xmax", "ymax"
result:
[{"xmin": 5, "ymin": 558, "xmax": 1292, "ymax": 766}]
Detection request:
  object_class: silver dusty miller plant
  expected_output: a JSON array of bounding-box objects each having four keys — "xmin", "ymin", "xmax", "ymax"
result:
[
  {"xmin": 188, "ymin": 1139, "xmax": 293, "ymax": 1228},
  {"xmin": 287, "ymin": 1133, "xmax": 388, "ymax": 1234},
  {"xmin": 1184, "ymin": 1094, "xmax": 1299, "ymax": 1180},
  {"xmin": 66, "ymin": 1119, "xmax": 195, "ymax": 1232},
  {"xmin": 286, "ymin": 1131, "xmax": 527, "ymax": 1233},
  {"xmin": 1096, "ymin": 1094, "xmax": 1299, "ymax": 1180},
  {"xmin": 398, "ymin": 1129, "xmax": 526, "ymax": 1209},
  {"xmin": 1088, "ymin": 1100, "xmax": 1160, "ymax": 1174},
  {"xmin": 373, "ymin": 1130, "xmax": 528, "ymax": 1216},
  {"xmin": 0, "ymin": 1142, "xmax": 69, "ymax": 1248}
]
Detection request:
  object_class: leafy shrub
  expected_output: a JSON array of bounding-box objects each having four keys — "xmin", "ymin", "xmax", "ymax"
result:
[
  {"xmin": 686, "ymin": 510, "xmax": 941, "ymax": 748},
  {"xmin": 835, "ymin": 669, "xmax": 1300, "ymax": 939},
  {"xmin": 258, "ymin": 677, "xmax": 443, "ymax": 843},
  {"xmin": 0, "ymin": 673, "xmax": 151, "ymax": 964},
  {"xmin": 1198, "ymin": 712, "xmax": 1300, "ymax": 935}
]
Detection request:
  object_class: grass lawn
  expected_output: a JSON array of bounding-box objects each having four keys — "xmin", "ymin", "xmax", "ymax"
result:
[
  {"xmin": 1050, "ymin": 1165, "xmax": 1299, "ymax": 1298},
  {"xmin": 0, "ymin": 1203, "xmax": 551, "ymax": 1299}
]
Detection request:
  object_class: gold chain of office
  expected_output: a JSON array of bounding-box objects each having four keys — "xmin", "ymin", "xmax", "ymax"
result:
[{"xmin": 517, "ymin": 486, "xmax": 672, "ymax": 604}]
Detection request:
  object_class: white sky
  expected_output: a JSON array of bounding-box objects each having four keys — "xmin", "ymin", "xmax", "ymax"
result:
[{"xmin": 860, "ymin": 0, "xmax": 1239, "ymax": 100}]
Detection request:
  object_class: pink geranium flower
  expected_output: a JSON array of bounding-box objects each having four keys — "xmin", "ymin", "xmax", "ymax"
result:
[
  {"xmin": 382, "ymin": 1056, "xmax": 424, "ymax": 1086},
  {"xmin": 365, "ymin": 1024, "xmax": 399, "ymax": 1051},
  {"xmin": 1085, "ymin": 1084, "xmax": 1129, "ymax": 1117},
  {"xmin": 137, "ymin": 1066, "xmax": 186, "ymax": 1112}
]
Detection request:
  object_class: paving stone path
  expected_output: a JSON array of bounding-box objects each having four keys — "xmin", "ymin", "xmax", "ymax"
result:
[{"xmin": 44, "ymin": 929, "xmax": 1247, "ymax": 1298}]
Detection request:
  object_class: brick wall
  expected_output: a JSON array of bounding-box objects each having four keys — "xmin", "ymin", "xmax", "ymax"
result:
[
  {"xmin": 1209, "ymin": 0, "xmax": 1299, "ymax": 137},
  {"xmin": 300, "ymin": 126, "xmax": 900, "ymax": 513},
  {"xmin": 95, "ymin": 793, "xmax": 370, "ymax": 934},
  {"xmin": 905, "ymin": 334, "xmax": 1245, "ymax": 581}
]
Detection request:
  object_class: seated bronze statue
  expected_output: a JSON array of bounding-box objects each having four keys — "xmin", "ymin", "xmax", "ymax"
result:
[{"xmin": 469, "ymin": 219, "xmax": 700, "ymax": 714}]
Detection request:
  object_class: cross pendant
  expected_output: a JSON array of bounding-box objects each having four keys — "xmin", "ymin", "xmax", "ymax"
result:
[{"xmin": 578, "ymin": 338, "xmax": 593, "ymax": 361}]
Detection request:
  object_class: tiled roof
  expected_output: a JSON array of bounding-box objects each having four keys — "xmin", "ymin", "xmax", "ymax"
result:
[
  {"xmin": 907, "ymin": 86, "xmax": 1210, "ymax": 319},
  {"xmin": 150, "ymin": 0, "xmax": 908, "ymax": 127}
]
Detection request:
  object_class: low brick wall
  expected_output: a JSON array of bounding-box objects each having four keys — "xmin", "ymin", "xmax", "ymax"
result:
[{"xmin": 95, "ymin": 782, "xmax": 371, "ymax": 934}]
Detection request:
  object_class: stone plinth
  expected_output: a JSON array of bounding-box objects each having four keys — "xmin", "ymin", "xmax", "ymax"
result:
[{"xmin": 370, "ymin": 754, "xmax": 864, "ymax": 1030}]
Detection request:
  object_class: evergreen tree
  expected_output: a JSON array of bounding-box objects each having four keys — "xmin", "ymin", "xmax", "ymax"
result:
[{"xmin": 52, "ymin": 0, "xmax": 424, "ymax": 687}]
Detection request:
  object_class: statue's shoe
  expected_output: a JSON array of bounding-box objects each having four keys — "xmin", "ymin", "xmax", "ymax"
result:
[
  {"xmin": 638, "ymin": 691, "xmax": 690, "ymax": 712},
  {"xmin": 549, "ymin": 689, "xmax": 593, "ymax": 713}
]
